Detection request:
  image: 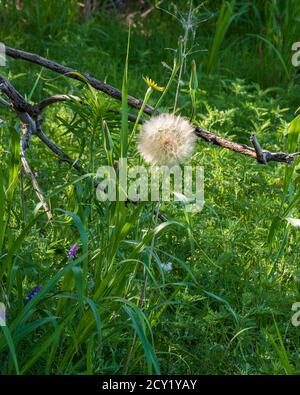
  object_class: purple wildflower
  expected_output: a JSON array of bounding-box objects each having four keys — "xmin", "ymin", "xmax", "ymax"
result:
[
  {"xmin": 24, "ymin": 285, "xmax": 42, "ymax": 305},
  {"xmin": 16, "ymin": 124, "xmax": 22, "ymax": 132},
  {"xmin": 67, "ymin": 243, "xmax": 78, "ymax": 259}
]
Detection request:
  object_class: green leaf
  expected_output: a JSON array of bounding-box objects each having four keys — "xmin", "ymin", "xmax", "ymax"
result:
[{"xmin": 1, "ymin": 325, "xmax": 19, "ymax": 374}]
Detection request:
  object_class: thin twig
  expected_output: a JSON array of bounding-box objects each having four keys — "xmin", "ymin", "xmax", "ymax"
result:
[
  {"xmin": 35, "ymin": 116, "xmax": 85, "ymax": 174},
  {"xmin": 250, "ymin": 134, "xmax": 268, "ymax": 164},
  {"xmin": 19, "ymin": 114, "xmax": 52, "ymax": 220},
  {"xmin": 0, "ymin": 96, "xmax": 12, "ymax": 108}
]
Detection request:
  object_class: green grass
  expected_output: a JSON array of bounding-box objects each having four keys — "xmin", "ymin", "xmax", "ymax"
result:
[{"xmin": 0, "ymin": 0, "xmax": 300, "ymax": 375}]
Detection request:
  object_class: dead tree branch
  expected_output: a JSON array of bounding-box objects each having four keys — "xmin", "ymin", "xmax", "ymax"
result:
[{"xmin": 4, "ymin": 45, "xmax": 299, "ymax": 165}]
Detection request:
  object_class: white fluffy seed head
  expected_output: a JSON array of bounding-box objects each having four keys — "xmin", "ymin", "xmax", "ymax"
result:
[{"xmin": 137, "ymin": 113, "xmax": 196, "ymax": 166}]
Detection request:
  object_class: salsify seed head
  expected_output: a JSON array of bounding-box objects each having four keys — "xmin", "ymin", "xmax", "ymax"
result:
[{"xmin": 137, "ymin": 113, "xmax": 196, "ymax": 166}]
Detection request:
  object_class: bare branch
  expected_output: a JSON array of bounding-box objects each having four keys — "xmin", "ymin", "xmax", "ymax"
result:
[
  {"xmin": 5, "ymin": 46, "xmax": 154, "ymax": 115},
  {"xmin": 19, "ymin": 114, "xmax": 52, "ymax": 220},
  {"xmin": 33, "ymin": 94, "xmax": 82, "ymax": 114},
  {"xmin": 4, "ymin": 45, "xmax": 298, "ymax": 165},
  {"xmin": 195, "ymin": 126, "xmax": 300, "ymax": 165}
]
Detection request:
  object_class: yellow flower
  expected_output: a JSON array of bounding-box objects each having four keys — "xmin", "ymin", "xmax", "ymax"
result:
[{"xmin": 143, "ymin": 76, "xmax": 164, "ymax": 92}]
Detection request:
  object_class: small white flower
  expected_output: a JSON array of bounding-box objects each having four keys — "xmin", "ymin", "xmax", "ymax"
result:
[
  {"xmin": 137, "ymin": 113, "xmax": 196, "ymax": 166},
  {"xmin": 285, "ymin": 217, "xmax": 300, "ymax": 228},
  {"xmin": 160, "ymin": 262, "xmax": 173, "ymax": 272}
]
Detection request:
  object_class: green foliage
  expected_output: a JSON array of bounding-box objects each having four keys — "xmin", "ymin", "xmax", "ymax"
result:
[
  {"xmin": 207, "ymin": 0, "xmax": 237, "ymax": 75},
  {"xmin": 0, "ymin": 0, "xmax": 300, "ymax": 375}
]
